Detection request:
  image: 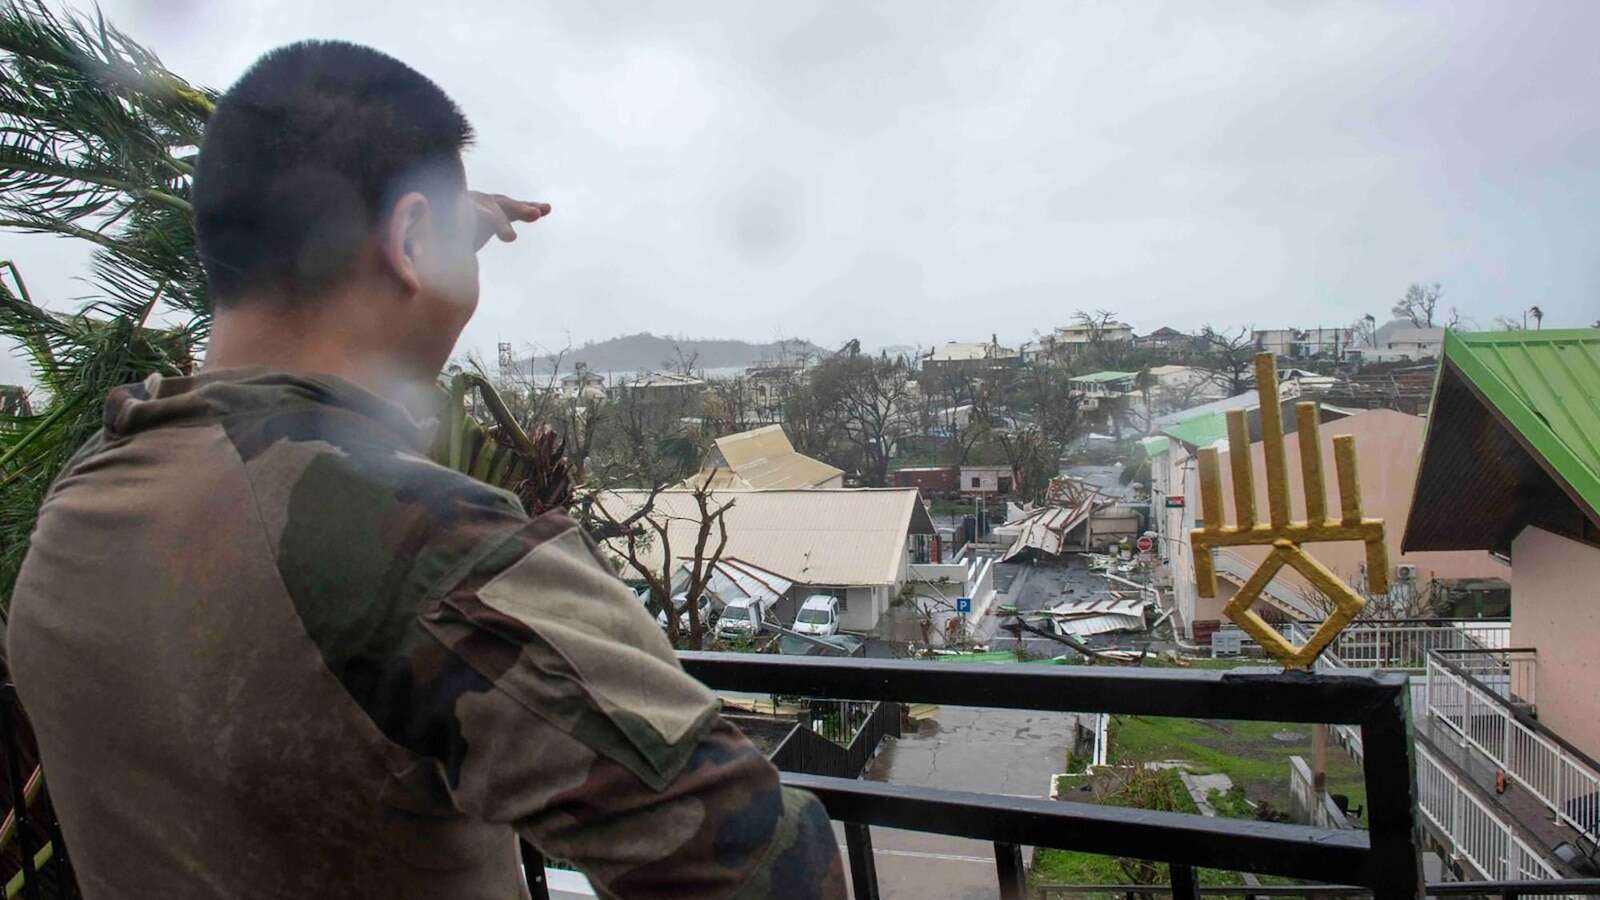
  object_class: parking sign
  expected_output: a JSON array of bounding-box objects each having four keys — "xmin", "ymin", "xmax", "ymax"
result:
[{"xmin": 955, "ymin": 597, "xmax": 972, "ymax": 613}]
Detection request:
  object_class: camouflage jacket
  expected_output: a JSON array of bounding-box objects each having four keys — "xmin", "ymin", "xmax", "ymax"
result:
[{"xmin": 7, "ymin": 369, "xmax": 844, "ymax": 899}]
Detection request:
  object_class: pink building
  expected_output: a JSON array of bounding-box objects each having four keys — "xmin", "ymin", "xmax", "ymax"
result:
[
  {"xmin": 1195, "ymin": 407, "xmax": 1508, "ymax": 628},
  {"xmin": 1402, "ymin": 329, "xmax": 1600, "ymax": 880}
]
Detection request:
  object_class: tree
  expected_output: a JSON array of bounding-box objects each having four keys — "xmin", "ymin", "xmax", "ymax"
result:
[
  {"xmin": 1192, "ymin": 326, "xmax": 1255, "ymax": 397},
  {"xmin": 918, "ymin": 369, "xmax": 991, "ymax": 466},
  {"xmin": 589, "ymin": 473, "xmax": 734, "ymax": 649},
  {"xmin": 799, "ymin": 353, "xmax": 914, "ymax": 487},
  {"xmin": 1443, "ymin": 306, "xmax": 1475, "ymax": 330},
  {"xmin": 975, "ymin": 364, "xmax": 1084, "ymax": 502},
  {"xmin": 702, "ymin": 375, "xmax": 756, "ymax": 438},
  {"xmin": 1392, "ymin": 283, "xmax": 1441, "ymax": 329},
  {"xmin": 1071, "ymin": 308, "xmax": 1118, "ymax": 344},
  {"xmin": 1350, "ymin": 315, "xmax": 1377, "ymax": 349},
  {"xmin": 0, "ymin": 3, "xmax": 215, "ymax": 603}
]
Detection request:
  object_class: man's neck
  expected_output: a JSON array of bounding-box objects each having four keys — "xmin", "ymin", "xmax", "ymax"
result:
[{"xmin": 204, "ymin": 299, "xmax": 432, "ymax": 408}]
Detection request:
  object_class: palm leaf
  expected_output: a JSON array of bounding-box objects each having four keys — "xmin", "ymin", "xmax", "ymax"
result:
[{"xmin": 431, "ymin": 373, "xmax": 573, "ymax": 517}]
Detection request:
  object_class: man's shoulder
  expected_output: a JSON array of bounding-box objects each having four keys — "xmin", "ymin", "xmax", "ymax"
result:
[{"xmin": 227, "ymin": 401, "xmax": 529, "ymax": 616}]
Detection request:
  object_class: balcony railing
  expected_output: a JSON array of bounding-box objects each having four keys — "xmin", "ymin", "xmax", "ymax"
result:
[
  {"xmin": 1425, "ymin": 649, "xmax": 1600, "ymax": 845},
  {"xmin": 13, "ymin": 653, "xmax": 1599, "ymax": 899},
  {"xmin": 677, "ymin": 652, "xmax": 1428, "ymax": 899},
  {"xmin": 1035, "ymin": 882, "xmax": 1600, "ymax": 899},
  {"xmin": 1415, "ymin": 742, "xmax": 1565, "ymax": 883}
]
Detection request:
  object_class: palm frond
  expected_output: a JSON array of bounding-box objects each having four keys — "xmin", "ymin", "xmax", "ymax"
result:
[
  {"xmin": 432, "ymin": 373, "xmax": 574, "ymax": 517},
  {"xmin": 0, "ymin": 1, "xmax": 212, "ymax": 604}
]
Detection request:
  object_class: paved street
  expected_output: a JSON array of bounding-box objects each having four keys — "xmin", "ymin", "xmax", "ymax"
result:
[{"xmin": 836, "ymin": 705, "xmax": 1086, "ymax": 899}]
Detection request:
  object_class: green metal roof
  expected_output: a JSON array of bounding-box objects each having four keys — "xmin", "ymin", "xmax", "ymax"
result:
[
  {"xmin": 1071, "ymin": 370, "xmax": 1138, "ymax": 383},
  {"xmin": 1138, "ymin": 435, "xmax": 1170, "ymax": 457},
  {"xmin": 1441, "ymin": 328, "xmax": 1600, "ymax": 518},
  {"xmin": 1160, "ymin": 412, "xmax": 1229, "ymax": 450}
]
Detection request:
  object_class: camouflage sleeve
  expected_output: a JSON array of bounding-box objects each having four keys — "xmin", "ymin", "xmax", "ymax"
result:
[{"xmin": 419, "ymin": 512, "xmax": 846, "ymax": 899}]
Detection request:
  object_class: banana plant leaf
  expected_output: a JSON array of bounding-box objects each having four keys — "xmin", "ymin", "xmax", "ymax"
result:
[{"xmin": 430, "ymin": 372, "xmax": 573, "ymax": 517}]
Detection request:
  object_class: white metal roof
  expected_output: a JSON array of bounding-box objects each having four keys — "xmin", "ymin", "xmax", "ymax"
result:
[
  {"xmin": 597, "ymin": 488, "xmax": 936, "ymax": 586},
  {"xmin": 675, "ymin": 557, "xmax": 794, "ymax": 606},
  {"xmin": 999, "ymin": 503, "xmax": 1098, "ymax": 561},
  {"xmin": 688, "ymin": 425, "xmax": 844, "ymax": 490},
  {"xmin": 1045, "ymin": 595, "xmax": 1150, "ymax": 637}
]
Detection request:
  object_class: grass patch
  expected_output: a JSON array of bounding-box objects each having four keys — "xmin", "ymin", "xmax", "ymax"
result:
[
  {"xmin": 1109, "ymin": 715, "xmax": 1367, "ymax": 823},
  {"xmin": 1033, "ymin": 767, "xmax": 1237, "ymax": 888}
]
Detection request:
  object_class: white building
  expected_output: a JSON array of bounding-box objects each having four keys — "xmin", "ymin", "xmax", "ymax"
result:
[
  {"xmin": 1354, "ymin": 321, "xmax": 1446, "ymax": 362},
  {"xmin": 594, "ymin": 488, "xmax": 937, "ymax": 634}
]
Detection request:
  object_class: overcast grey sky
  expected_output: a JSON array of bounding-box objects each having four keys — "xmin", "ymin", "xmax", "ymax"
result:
[{"xmin": 2, "ymin": 0, "xmax": 1597, "ymax": 383}]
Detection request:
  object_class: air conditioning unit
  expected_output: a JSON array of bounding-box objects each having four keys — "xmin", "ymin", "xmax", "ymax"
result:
[{"xmin": 1395, "ymin": 564, "xmax": 1418, "ymax": 581}]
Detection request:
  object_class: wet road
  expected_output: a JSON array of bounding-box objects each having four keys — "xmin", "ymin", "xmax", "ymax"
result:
[{"xmin": 834, "ymin": 705, "xmax": 1086, "ymax": 899}]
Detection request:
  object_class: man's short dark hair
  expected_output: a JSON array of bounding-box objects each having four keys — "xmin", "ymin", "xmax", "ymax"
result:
[{"xmin": 193, "ymin": 41, "xmax": 474, "ymax": 306}]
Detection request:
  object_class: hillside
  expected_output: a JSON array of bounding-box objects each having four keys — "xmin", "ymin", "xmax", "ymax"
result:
[{"xmin": 521, "ymin": 333, "xmax": 828, "ymax": 376}]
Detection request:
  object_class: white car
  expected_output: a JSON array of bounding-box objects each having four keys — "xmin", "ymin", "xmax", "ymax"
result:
[
  {"xmin": 715, "ymin": 599, "xmax": 769, "ymax": 641},
  {"xmin": 792, "ymin": 594, "xmax": 841, "ymax": 637},
  {"xmin": 657, "ymin": 593, "xmax": 714, "ymax": 632}
]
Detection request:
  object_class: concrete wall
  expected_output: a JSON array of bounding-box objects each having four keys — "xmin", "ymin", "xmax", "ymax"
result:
[
  {"xmin": 840, "ymin": 586, "xmax": 883, "ymax": 633},
  {"xmin": 1510, "ymin": 526, "xmax": 1600, "ymax": 758},
  {"xmin": 910, "ymin": 562, "xmax": 969, "ymax": 583},
  {"xmin": 1212, "ymin": 408, "xmax": 1508, "ymax": 597},
  {"xmin": 959, "ymin": 466, "xmax": 1011, "ymax": 495}
]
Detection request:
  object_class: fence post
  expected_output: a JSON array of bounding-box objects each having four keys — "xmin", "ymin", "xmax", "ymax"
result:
[
  {"xmin": 1361, "ymin": 680, "xmax": 1426, "ymax": 900},
  {"xmin": 1168, "ymin": 862, "xmax": 1200, "ymax": 900},
  {"xmin": 0, "ymin": 685, "xmax": 43, "ymax": 900},
  {"xmin": 844, "ymin": 822, "xmax": 880, "ymax": 900},
  {"xmin": 993, "ymin": 842, "xmax": 1026, "ymax": 900}
]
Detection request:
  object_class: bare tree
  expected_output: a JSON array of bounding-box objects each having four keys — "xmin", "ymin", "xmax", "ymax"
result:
[
  {"xmin": 1071, "ymin": 308, "xmax": 1118, "ymax": 344},
  {"xmin": 666, "ymin": 343, "xmax": 702, "ymax": 377},
  {"xmin": 1193, "ymin": 326, "xmax": 1255, "ymax": 396},
  {"xmin": 702, "ymin": 375, "xmax": 756, "ymax": 438},
  {"xmin": 590, "ymin": 472, "xmax": 735, "ymax": 649},
  {"xmin": 1392, "ymin": 283, "xmax": 1441, "ymax": 328},
  {"xmin": 1350, "ymin": 315, "xmax": 1377, "ymax": 349},
  {"xmin": 815, "ymin": 354, "xmax": 915, "ymax": 487}
]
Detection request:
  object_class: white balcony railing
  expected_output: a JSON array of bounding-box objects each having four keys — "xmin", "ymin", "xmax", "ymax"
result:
[
  {"xmin": 1426, "ymin": 650, "xmax": 1600, "ymax": 845},
  {"xmin": 1416, "ymin": 743, "xmax": 1566, "ymax": 883}
]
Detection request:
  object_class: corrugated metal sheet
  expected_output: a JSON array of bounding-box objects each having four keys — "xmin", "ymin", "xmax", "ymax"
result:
[
  {"xmin": 1045, "ymin": 596, "xmax": 1149, "ymax": 637},
  {"xmin": 687, "ymin": 425, "xmax": 844, "ymax": 490},
  {"xmin": 999, "ymin": 503, "xmax": 1096, "ymax": 561},
  {"xmin": 677, "ymin": 557, "xmax": 793, "ymax": 605},
  {"xmin": 1071, "ymin": 370, "xmax": 1139, "ymax": 384},
  {"xmin": 1446, "ymin": 329, "xmax": 1600, "ymax": 517},
  {"xmin": 598, "ymin": 488, "xmax": 932, "ymax": 586}
]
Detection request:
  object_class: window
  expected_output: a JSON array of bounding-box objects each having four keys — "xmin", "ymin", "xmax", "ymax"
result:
[{"xmin": 970, "ymin": 476, "xmax": 981, "ymax": 488}]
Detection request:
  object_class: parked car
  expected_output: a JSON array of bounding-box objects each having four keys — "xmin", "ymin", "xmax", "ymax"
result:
[
  {"xmin": 792, "ymin": 594, "xmax": 840, "ymax": 636},
  {"xmin": 715, "ymin": 596, "xmax": 776, "ymax": 642},
  {"xmin": 657, "ymin": 593, "xmax": 714, "ymax": 632}
]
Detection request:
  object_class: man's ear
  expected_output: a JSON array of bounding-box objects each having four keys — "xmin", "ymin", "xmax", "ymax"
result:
[{"xmin": 382, "ymin": 192, "xmax": 431, "ymax": 295}]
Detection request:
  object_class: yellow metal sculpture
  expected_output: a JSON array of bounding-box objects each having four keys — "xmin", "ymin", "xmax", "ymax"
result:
[{"xmin": 1191, "ymin": 353, "xmax": 1387, "ymax": 668}]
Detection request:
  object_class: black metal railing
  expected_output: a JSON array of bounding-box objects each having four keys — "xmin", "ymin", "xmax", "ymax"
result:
[
  {"xmin": 11, "ymin": 654, "xmax": 1600, "ymax": 899},
  {"xmin": 678, "ymin": 652, "xmax": 1427, "ymax": 900},
  {"xmin": 1036, "ymin": 881, "xmax": 1600, "ymax": 899},
  {"xmin": 769, "ymin": 700, "xmax": 900, "ymax": 779}
]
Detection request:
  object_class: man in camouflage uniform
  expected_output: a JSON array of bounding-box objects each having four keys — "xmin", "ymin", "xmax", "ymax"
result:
[{"xmin": 7, "ymin": 41, "xmax": 844, "ymax": 898}]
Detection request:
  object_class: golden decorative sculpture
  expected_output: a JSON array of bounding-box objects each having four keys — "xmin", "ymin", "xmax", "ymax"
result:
[{"xmin": 1190, "ymin": 353, "xmax": 1387, "ymax": 668}]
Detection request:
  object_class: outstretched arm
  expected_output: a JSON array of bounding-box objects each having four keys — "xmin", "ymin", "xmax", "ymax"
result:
[{"xmin": 410, "ymin": 509, "xmax": 845, "ymax": 898}]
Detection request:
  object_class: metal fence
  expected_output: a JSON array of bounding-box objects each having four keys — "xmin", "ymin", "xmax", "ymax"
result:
[
  {"xmin": 679, "ymin": 651, "xmax": 1428, "ymax": 900},
  {"xmin": 1426, "ymin": 650, "xmax": 1600, "ymax": 845},
  {"xmin": 1414, "ymin": 743, "xmax": 1565, "ymax": 884},
  {"xmin": 1035, "ymin": 882, "xmax": 1600, "ymax": 899},
  {"xmin": 769, "ymin": 700, "xmax": 900, "ymax": 779},
  {"xmin": 1322, "ymin": 621, "xmax": 1510, "ymax": 674}
]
